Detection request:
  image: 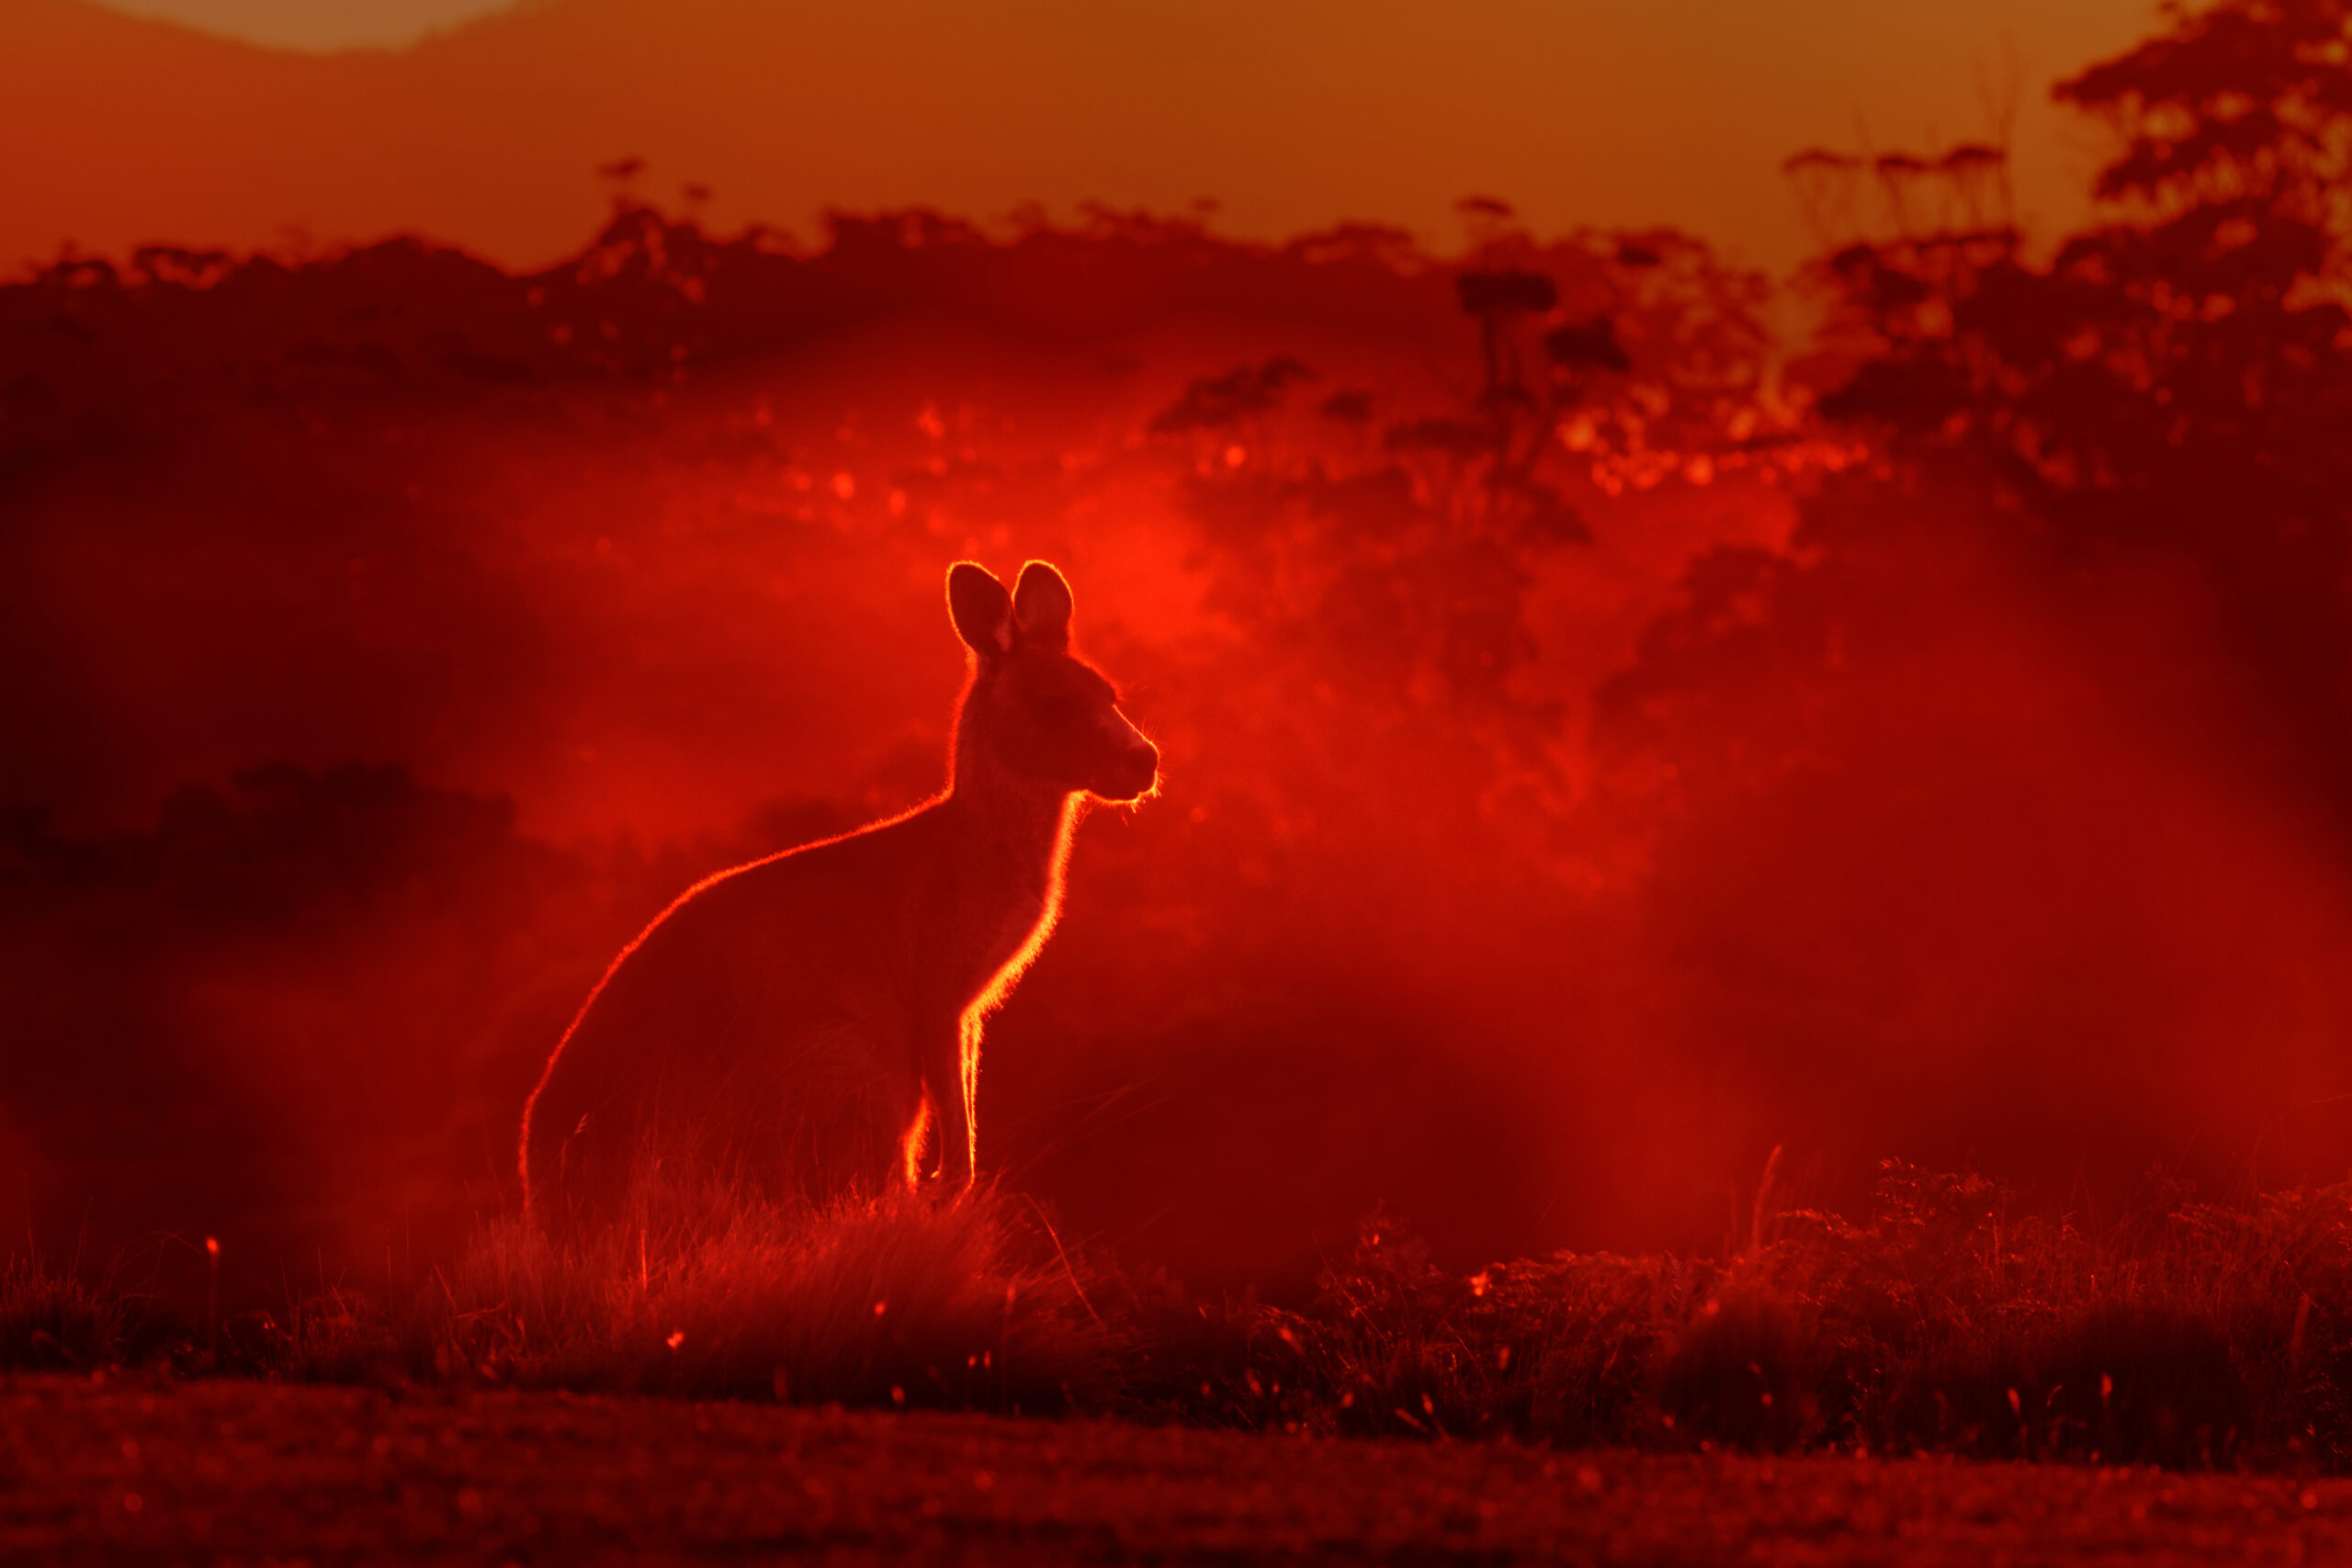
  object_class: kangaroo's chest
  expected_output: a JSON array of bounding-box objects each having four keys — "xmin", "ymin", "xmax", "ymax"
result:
[
  {"xmin": 846, "ymin": 798, "xmax": 1069, "ymax": 1015},
  {"xmin": 976, "ymin": 885, "xmax": 1051, "ymax": 976},
  {"xmin": 922, "ymin": 869, "xmax": 1052, "ymax": 1002}
]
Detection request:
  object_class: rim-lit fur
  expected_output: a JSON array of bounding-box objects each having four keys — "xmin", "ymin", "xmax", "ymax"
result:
[{"xmin": 519, "ymin": 560, "xmax": 1156, "ymax": 1234}]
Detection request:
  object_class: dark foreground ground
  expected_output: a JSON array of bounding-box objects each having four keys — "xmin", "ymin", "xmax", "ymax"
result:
[{"xmin": 3, "ymin": 1376, "xmax": 2348, "ymax": 1565}]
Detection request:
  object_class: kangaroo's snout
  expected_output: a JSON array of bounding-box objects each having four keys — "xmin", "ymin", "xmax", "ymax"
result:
[{"xmin": 1100, "ymin": 733, "xmax": 1160, "ymax": 803}]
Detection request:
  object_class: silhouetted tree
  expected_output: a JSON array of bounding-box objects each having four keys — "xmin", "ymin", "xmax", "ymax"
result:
[{"xmin": 1616, "ymin": 0, "xmax": 2352, "ymax": 828}]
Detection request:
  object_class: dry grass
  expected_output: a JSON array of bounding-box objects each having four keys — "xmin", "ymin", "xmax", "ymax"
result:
[
  {"xmin": 1211, "ymin": 1161, "xmax": 2352, "ymax": 1469},
  {"xmin": 0, "ymin": 1180, "xmax": 1114, "ymax": 1415},
  {"xmin": 0, "ymin": 1255, "xmax": 136, "ymax": 1371},
  {"xmin": 12, "ymin": 1161, "xmax": 2352, "ymax": 1471},
  {"xmin": 435, "ymin": 1178, "xmax": 1114, "ymax": 1410}
]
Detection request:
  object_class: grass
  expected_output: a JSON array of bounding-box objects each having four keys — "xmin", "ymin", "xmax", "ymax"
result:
[
  {"xmin": 10, "ymin": 1160, "xmax": 2352, "ymax": 1472},
  {"xmin": 1218, "ymin": 1160, "xmax": 2352, "ymax": 1469},
  {"xmin": 436, "ymin": 1178, "xmax": 1113, "ymax": 1409},
  {"xmin": 0, "ymin": 1254, "xmax": 142, "ymax": 1371}
]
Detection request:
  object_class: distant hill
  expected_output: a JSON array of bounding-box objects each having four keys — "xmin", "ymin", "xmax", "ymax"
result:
[
  {"xmin": 0, "ymin": 0, "xmax": 2145, "ymax": 276},
  {"xmin": 97, "ymin": 0, "xmax": 510, "ymax": 52}
]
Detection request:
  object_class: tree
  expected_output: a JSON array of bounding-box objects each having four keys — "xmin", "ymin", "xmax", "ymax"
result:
[{"xmin": 1612, "ymin": 0, "xmax": 2352, "ymax": 823}]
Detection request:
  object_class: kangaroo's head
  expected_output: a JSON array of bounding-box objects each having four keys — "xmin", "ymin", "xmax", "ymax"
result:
[{"xmin": 947, "ymin": 560, "xmax": 1159, "ymax": 804}]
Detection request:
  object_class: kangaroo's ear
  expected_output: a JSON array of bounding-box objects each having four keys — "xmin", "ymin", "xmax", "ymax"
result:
[
  {"xmin": 947, "ymin": 562, "xmax": 1013, "ymax": 658},
  {"xmin": 1011, "ymin": 560, "xmax": 1073, "ymax": 651}
]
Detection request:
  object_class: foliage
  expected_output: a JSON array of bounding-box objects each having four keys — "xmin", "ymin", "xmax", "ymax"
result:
[
  {"xmin": 1615, "ymin": 0, "xmax": 2352, "ymax": 807},
  {"xmin": 1167, "ymin": 1163, "xmax": 2352, "ymax": 1471},
  {"xmin": 435, "ymin": 1180, "xmax": 1110, "ymax": 1409},
  {"xmin": 0, "ymin": 1255, "xmax": 142, "ymax": 1371},
  {"xmin": 2, "ymin": 1185, "xmax": 1111, "ymax": 1412},
  {"xmin": 17, "ymin": 1166, "xmax": 2352, "ymax": 1472}
]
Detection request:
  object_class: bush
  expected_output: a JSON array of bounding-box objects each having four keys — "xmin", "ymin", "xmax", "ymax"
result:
[{"xmin": 1133, "ymin": 1162, "xmax": 2352, "ymax": 1470}]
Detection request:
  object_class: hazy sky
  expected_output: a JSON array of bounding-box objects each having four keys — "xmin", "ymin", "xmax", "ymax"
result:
[
  {"xmin": 96, "ymin": 0, "xmax": 512, "ymax": 51},
  {"xmin": 13, "ymin": 0, "xmax": 2165, "ymax": 274}
]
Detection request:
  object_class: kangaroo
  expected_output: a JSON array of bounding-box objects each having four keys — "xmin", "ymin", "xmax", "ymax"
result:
[{"xmin": 519, "ymin": 559, "xmax": 1158, "ymax": 1233}]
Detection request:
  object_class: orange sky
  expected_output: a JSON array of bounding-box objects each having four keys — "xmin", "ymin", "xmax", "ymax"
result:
[{"xmin": 5, "ymin": 0, "xmax": 2158, "ymax": 276}]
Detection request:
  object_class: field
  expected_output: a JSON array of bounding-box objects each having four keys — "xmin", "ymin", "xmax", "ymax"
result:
[
  {"xmin": 5, "ymin": 1375, "xmax": 2348, "ymax": 1566},
  {"xmin": 5, "ymin": 1382, "xmax": 2352, "ymax": 1561}
]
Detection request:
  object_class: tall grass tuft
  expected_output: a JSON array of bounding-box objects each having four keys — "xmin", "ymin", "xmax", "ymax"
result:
[
  {"xmin": 437, "ymin": 1177, "xmax": 1113, "ymax": 1410},
  {"xmin": 0, "ymin": 1252, "xmax": 173, "ymax": 1371}
]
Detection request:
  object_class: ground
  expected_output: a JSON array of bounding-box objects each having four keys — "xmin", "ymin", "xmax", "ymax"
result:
[{"xmin": 2, "ymin": 1376, "xmax": 2346, "ymax": 1565}]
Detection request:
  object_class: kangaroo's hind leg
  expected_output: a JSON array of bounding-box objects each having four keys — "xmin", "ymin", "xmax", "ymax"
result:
[
  {"xmin": 916, "ymin": 1011, "xmax": 978, "ymax": 1191},
  {"xmin": 770, "ymin": 1018, "xmax": 925, "ymax": 1199}
]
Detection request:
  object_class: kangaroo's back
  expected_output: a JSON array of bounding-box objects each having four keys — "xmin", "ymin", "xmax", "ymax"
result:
[{"xmin": 520, "ymin": 560, "xmax": 1158, "ymax": 1234}]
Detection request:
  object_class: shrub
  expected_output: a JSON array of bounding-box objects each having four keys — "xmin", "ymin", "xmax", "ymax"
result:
[{"xmin": 1137, "ymin": 1162, "xmax": 2352, "ymax": 1470}]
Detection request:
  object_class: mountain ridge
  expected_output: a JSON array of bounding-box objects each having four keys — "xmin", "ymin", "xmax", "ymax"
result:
[{"xmin": 3, "ymin": 0, "xmax": 2141, "ymax": 276}]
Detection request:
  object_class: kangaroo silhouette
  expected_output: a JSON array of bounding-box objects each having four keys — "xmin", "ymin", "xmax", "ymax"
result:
[{"xmin": 519, "ymin": 559, "xmax": 1158, "ymax": 1231}]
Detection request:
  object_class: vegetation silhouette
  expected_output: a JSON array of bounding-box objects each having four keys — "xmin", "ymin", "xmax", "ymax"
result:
[
  {"xmin": 16, "ymin": 1157, "xmax": 2352, "ymax": 1472},
  {"xmin": 1597, "ymin": 0, "xmax": 2352, "ymax": 1208}
]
